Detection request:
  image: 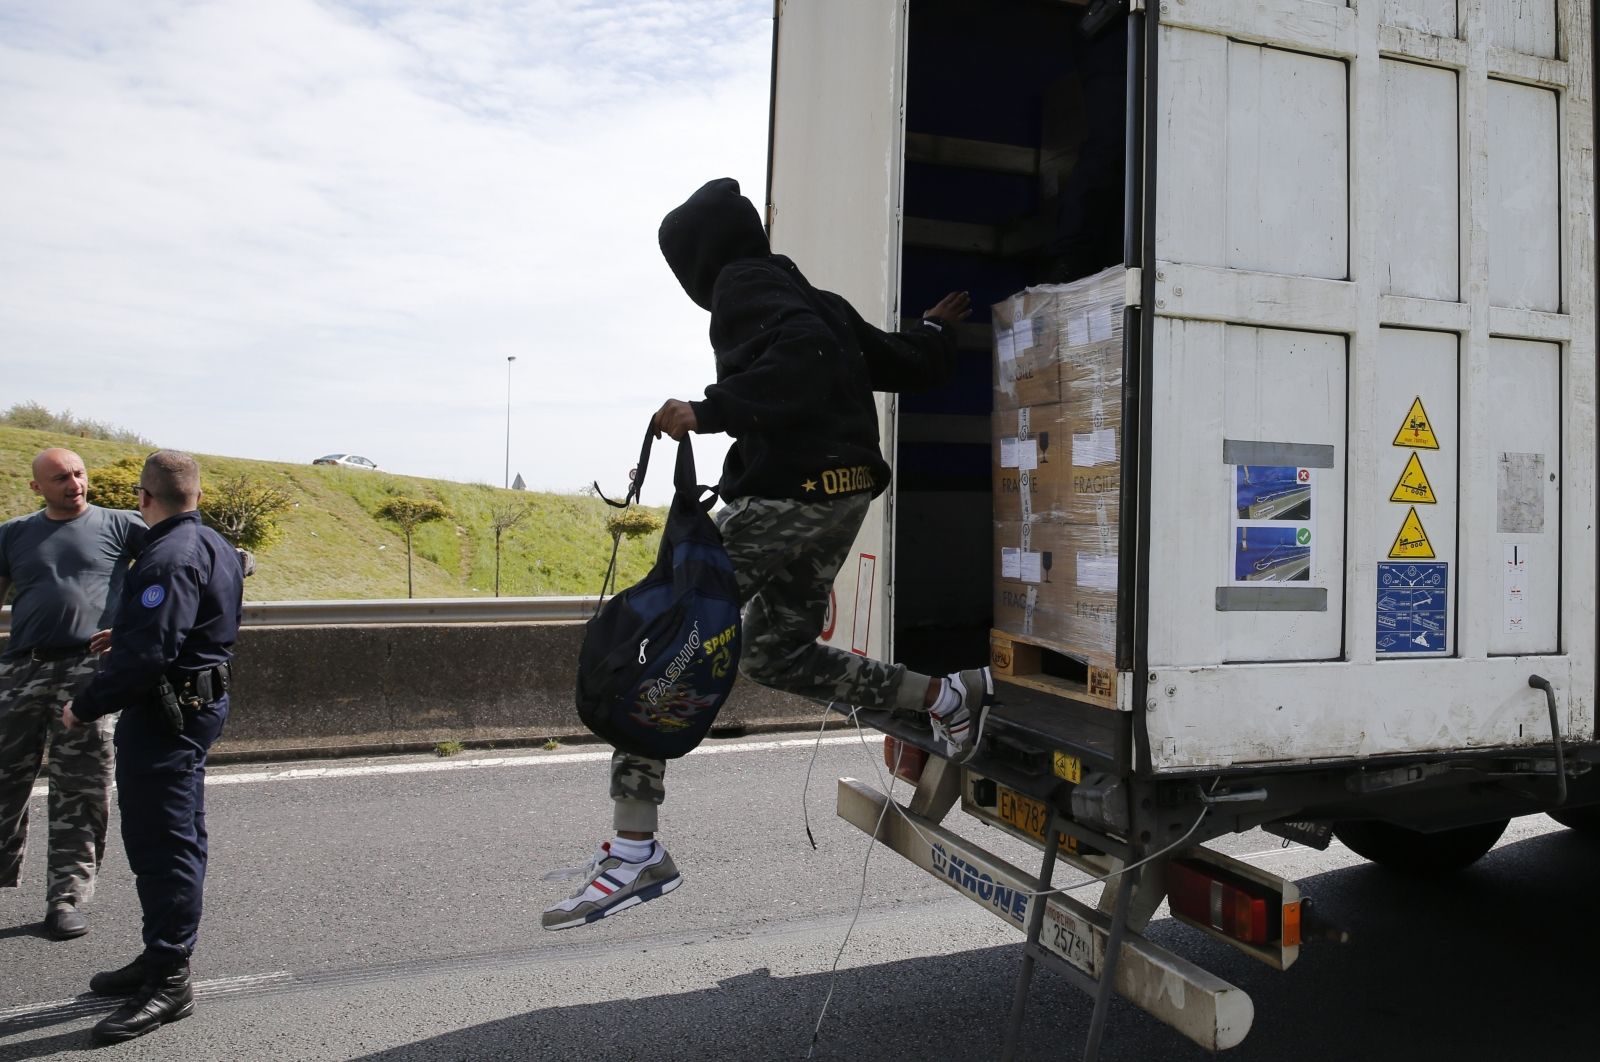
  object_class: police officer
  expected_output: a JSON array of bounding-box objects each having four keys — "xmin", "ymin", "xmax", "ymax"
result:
[{"xmin": 61, "ymin": 450, "xmax": 243, "ymax": 1044}]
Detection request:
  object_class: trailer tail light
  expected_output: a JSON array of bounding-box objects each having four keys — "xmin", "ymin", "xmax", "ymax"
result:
[
  {"xmin": 883, "ymin": 735, "xmax": 927, "ymax": 783},
  {"xmin": 1166, "ymin": 858, "xmax": 1289, "ymax": 946}
]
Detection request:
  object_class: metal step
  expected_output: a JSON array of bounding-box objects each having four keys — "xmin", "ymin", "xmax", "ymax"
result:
[{"xmin": 837, "ymin": 777, "xmax": 1254, "ymax": 1052}]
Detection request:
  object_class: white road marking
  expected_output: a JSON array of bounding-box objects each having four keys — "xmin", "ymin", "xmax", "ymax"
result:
[{"xmin": 27, "ymin": 733, "xmax": 882, "ymax": 799}]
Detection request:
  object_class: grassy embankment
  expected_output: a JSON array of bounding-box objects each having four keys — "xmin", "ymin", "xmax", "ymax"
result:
[{"xmin": 0, "ymin": 426, "xmax": 661, "ymax": 601}]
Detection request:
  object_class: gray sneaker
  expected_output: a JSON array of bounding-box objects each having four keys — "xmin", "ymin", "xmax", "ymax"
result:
[
  {"xmin": 541, "ymin": 841, "xmax": 682, "ymax": 931},
  {"xmin": 930, "ymin": 667, "xmax": 995, "ymax": 763}
]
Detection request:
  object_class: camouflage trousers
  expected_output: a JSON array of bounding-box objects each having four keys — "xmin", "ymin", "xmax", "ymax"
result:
[
  {"xmin": 612, "ymin": 493, "xmax": 934, "ymax": 832},
  {"xmin": 0, "ymin": 652, "xmax": 116, "ymax": 906}
]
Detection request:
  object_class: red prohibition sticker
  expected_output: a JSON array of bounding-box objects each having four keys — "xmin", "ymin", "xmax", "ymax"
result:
[{"xmin": 820, "ymin": 589, "xmax": 837, "ymax": 641}]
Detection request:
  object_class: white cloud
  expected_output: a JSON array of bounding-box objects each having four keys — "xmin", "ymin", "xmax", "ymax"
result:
[{"xmin": 0, "ymin": 0, "xmax": 769, "ymax": 501}]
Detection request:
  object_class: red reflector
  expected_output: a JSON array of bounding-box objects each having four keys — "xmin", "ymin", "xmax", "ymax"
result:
[
  {"xmin": 1166, "ymin": 859, "xmax": 1278, "ymax": 945},
  {"xmin": 883, "ymin": 736, "xmax": 927, "ymax": 783}
]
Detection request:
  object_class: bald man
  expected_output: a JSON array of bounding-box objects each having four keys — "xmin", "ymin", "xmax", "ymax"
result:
[{"xmin": 0, "ymin": 449, "xmax": 144, "ymax": 940}]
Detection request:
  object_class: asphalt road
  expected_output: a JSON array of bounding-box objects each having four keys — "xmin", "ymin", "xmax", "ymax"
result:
[{"xmin": 2, "ymin": 730, "xmax": 1597, "ymax": 1061}]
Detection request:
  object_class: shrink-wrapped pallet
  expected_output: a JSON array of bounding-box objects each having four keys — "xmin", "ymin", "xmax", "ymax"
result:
[{"xmin": 990, "ymin": 266, "xmax": 1125, "ymax": 674}]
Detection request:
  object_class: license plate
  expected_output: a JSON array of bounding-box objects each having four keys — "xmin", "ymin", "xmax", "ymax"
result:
[
  {"xmin": 1042, "ymin": 902, "xmax": 1104, "ymax": 978},
  {"xmin": 996, "ymin": 785, "xmax": 1079, "ymax": 854},
  {"xmin": 997, "ymin": 786, "xmax": 1051, "ymax": 841}
]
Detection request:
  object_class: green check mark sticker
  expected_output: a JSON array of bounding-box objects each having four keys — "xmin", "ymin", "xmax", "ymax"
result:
[{"xmin": 1296, "ymin": 527, "xmax": 1312, "ymax": 546}]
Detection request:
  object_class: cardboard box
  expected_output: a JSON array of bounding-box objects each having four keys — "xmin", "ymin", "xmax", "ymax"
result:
[
  {"xmin": 992, "ymin": 267, "xmax": 1126, "ymax": 412},
  {"xmin": 992, "ymin": 404, "xmax": 1071, "ymax": 523},
  {"xmin": 992, "ymin": 292, "xmax": 1063, "ymax": 409},
  {"xmin": 992, "ymin": 520, "xmax": 1118, "ymax": 662}
]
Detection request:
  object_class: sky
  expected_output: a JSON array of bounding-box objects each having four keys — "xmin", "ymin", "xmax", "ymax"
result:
[{"xmin": 0, "ymin": 0, "xmax": 768, "ymax": 503}]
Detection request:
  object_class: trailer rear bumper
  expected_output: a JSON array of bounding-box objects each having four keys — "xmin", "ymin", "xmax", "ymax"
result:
[{"xmin": 837, "ymin": 777, "xmax": 1255, "ymax": 1052}]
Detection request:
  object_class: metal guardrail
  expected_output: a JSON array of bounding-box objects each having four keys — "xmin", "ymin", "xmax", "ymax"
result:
[{"xmin": 0, "ymin": 597, "xmax": 599, "ymax": 635}]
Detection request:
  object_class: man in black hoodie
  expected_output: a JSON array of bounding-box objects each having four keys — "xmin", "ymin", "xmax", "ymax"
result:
[{"xmin": 542, "ymin": 178, "xmax": 994, "ymax": 931}]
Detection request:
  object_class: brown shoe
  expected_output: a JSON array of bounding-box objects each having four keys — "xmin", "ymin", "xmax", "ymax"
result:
[{"xmin": 43, "ymin": 903, "xmax": 89, "ymax": 940}]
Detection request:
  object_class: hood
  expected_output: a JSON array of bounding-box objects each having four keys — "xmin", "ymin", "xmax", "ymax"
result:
[{"xmin": 658, "ymin": 178, "xmax": 770, "ymax": 310}]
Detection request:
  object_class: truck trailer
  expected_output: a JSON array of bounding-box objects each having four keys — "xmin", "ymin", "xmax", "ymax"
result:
[{"xmin": 764, "ymin": 0, "xmax": 1598, "ymax": 1057}]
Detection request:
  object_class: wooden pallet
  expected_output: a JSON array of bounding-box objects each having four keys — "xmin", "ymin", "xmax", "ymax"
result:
[{"xmin": 988, "ymin": 628, "xmax": 1118, "ymax": 709}]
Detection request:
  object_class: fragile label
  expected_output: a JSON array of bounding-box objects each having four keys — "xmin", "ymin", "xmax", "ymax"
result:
[
  {"xmin": 1066, "ymin": 312, "xmax": 1089, "ymax": 347},
  {"xmin": 1019, "ymin": 551, "xmax": 1044, "ymax": 584},
  {"xmin": 996, "ymin": 327, "xmax": 1016, "ymax": 363},
  {"xmin": 1014, "ymin": 315, "xmax": 1035, "ymax": 351},
  {"xmin": 1072, "ymin": 429, "xmax": 1117, "ymax": 467},
  {"xmin": 1076, "ymin": 553, "xmax": 1118, "ymax": 592},
  {"xmin": 1001, "ymin": 547, "xmax": 1021, "ymax": 580},
  {"xmin": 1088, "ymin": 306, "xmax": 1114, "ymax": 343},
  {"xmin": 1504, "ymin": 544, "xmax": 1527, "ymax": 633}
]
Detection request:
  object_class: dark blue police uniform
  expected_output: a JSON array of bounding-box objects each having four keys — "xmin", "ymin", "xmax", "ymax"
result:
[{"xmin": 73, "ymin": 510, "xmax": 242, "ymax": 967}]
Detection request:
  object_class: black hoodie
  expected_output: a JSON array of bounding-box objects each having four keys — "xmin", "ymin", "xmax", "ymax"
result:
[{"xmin": 658, "ymin": 178, "xmax": 956, "ymax": 502}]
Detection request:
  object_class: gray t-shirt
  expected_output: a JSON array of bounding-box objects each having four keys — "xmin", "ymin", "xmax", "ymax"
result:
[{"xmin": 0, "ymin": 505, "xmax": 146, "ymax": 660}]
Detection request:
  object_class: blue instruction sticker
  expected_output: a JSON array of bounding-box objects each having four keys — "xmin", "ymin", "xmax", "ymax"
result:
[
  {"xmin": 140, "ymin": 584, "xmax": 166, "ymax": 609},
  {"xmin": 1376, "ymin": 562, "xmax": 1448, "ymax": 655}
]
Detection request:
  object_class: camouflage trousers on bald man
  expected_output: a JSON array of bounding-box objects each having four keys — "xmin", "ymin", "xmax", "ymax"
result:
[{"xmin": 0, "ymin": 652, "xmax": 115, "ymax": 911}]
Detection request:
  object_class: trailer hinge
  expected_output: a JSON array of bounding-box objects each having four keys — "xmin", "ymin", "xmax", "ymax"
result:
[{"xmin": 1123, "ymin": 266, "xmax": 1142, "ymax": 308}]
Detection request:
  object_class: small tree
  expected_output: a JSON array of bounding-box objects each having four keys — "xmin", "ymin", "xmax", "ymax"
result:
[
  {"xmin": 376, "ymin": 497, "xmax": 452, "ymax": 598},
  {"xmin": 605, "ymin": 509, "xmax": 661, "ymax": 550},
  {"xmin": 201, "ymin": 473, "xmax": 291, "ymax": 550},
  {"xmin": 87, "ymin": 456, "xmax": 144, "ymax": 511},
  {"xmin": 487, "ymin": 499, "xmax": 533, "ymax": 597}
]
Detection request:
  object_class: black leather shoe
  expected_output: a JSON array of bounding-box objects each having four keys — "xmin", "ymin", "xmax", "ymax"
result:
[
  {"xmin": 89, "ymin": 956, "xmax": 149, "ymax": 997},
  {"xmin": 43, "ymin": 904, "xmax": 88, "ymax": 940},
  {"xmin": 91, "ymin": 963, "xmax": 194, "ymax": 1043}
]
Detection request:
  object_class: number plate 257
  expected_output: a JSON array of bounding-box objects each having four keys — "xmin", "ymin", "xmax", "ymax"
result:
[{"xmin": 1042, "ymin": 903, "xmax": 1105, "ymax": 978}]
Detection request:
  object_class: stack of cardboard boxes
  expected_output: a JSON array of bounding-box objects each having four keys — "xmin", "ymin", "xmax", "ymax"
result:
[{"xmin": 990, "ymin": 266, "xmax": 1124, "ymax": 672}]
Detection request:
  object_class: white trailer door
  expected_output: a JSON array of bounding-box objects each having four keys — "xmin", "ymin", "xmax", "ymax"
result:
[
  {"xmin": 1141, "ymin": 1, "xmax": 1595, "ymax": 770},
  {"xmin": 767, "ymin": 0, "xmax": 908, "ymax": 662}
]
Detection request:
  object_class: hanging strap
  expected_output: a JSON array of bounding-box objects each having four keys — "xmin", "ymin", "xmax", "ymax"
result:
[
  {"xmin": 591, "ymin": 417, "xmax": 717, "ymax": 609},
  {"xmin": 594, "ymin": 419, "xmax": 657, "ymax": 509}
]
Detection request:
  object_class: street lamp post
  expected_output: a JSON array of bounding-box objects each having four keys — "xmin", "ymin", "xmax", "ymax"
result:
[{"xmin": 504, "ymin": 355, "xmax": 517, "ymax": 489}]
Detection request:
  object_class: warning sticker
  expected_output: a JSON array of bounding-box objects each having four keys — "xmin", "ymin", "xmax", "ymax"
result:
[
  {"xmin": 1388, "ymin": 507, "xmax": 1436, "ymax": 558},
  {"xmin": 1504, "ymin": 544, "xmax": 1527, "ymax": 634},
  {"xmin": 1389, "ymin": 452, "xmax": 1437, "ymax": 505},
  {"xmin": 1393, "ymin": 397, "xmax": 1440, "ymax": 450},
  {"xmin": 1377, "ymin": 562, "xmax": 1449, "ymax": 655}
]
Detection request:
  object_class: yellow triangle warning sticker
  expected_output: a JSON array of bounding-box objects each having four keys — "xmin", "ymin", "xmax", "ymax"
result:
[
  {"xmin": 1388, "ymin": 507, "xmax": 1436, "ymax": 558},
  {"xmin": 1390, "ymin": 452, "xmax": 1437, "ymax": 504},
  {"xmin": 1393, "ymin": 397, "xmax": 1440, "ymax": 450}
]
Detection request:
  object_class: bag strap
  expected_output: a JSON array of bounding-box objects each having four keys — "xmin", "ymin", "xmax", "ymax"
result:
[
  {"xmin": 590, "ymin": 416, "xmax": 719, "ymax": 610},
  {"xmin": 594, "ymin": 419, "xmax": 656, "ymax": 509}
]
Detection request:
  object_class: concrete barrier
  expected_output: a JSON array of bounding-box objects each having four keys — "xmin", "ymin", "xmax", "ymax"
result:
[{"xmin": 2, "ymin": 624, "xmax": 826, "ymax": 760}]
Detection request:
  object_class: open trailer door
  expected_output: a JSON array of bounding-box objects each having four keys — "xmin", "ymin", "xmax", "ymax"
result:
[{"xmin": 766, "ymin": 0, "xmax": 909, "ymax": 662}]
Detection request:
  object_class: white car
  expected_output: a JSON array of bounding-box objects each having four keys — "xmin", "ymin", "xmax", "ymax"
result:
[{"xmin": 312, "ymin": 453, "xmax": 380, "ymax": 471}]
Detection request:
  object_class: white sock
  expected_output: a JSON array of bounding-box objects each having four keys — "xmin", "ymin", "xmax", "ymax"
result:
[
  {"xmin": 929, "ymin": 678, "xmax": 961, "ymax": 717},
  {"xmin": 609, "ymin": 836, "xmax": 655, "ymax": 862}
]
